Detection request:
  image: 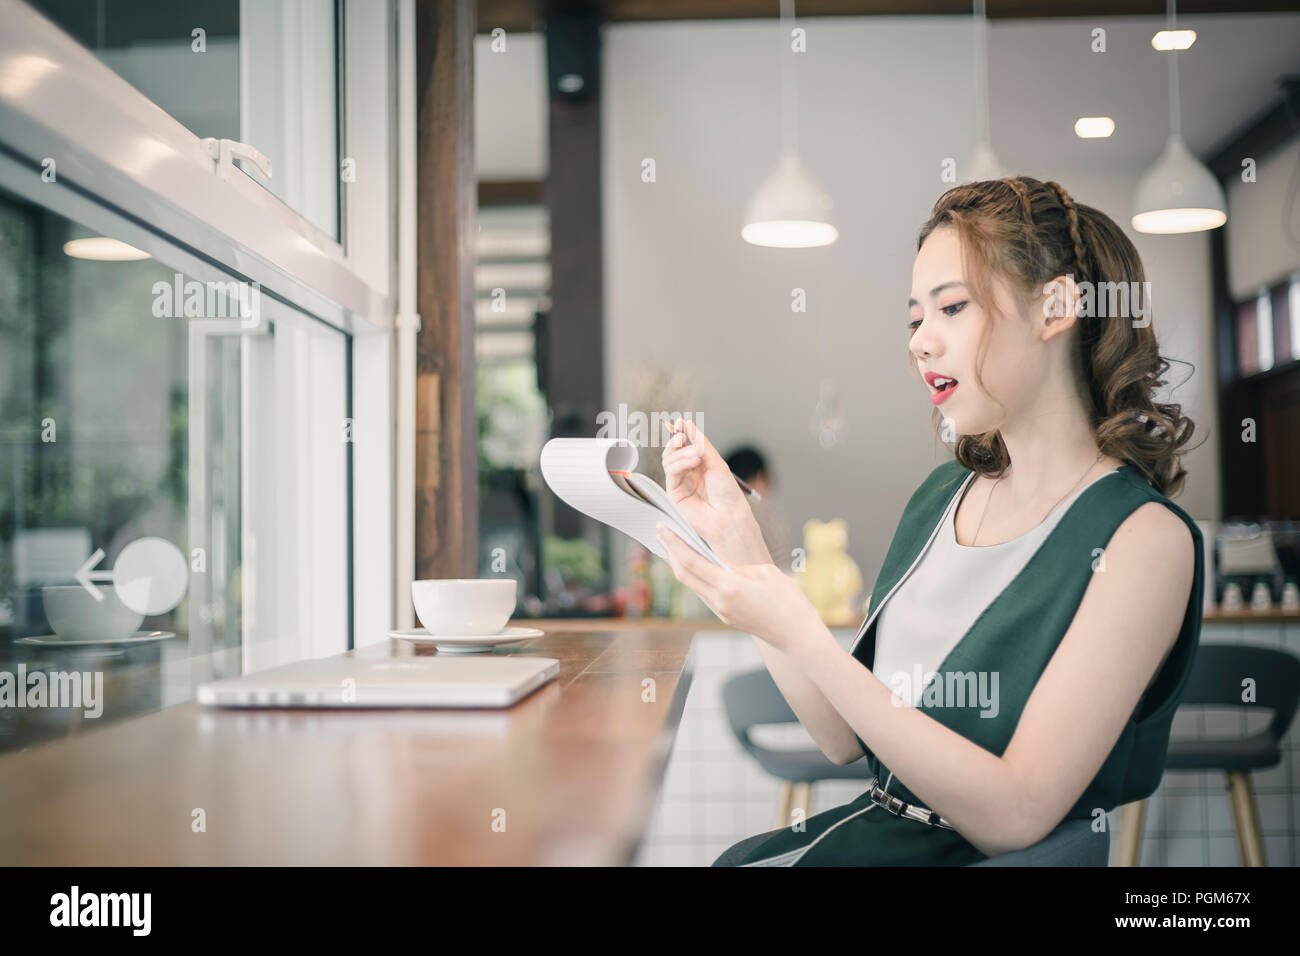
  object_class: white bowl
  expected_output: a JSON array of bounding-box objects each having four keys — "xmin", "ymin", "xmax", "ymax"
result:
[
  {"xmin": 42, "ymin": 585, "xmax": 145, "ymax": 642},
  {"xmin": 411, "ymin": 579, "xmax": 517, "ymax": 636}
]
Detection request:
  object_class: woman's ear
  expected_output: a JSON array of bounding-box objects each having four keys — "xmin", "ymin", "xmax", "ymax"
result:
[{"xmin": 1040, "ymin": 274, "xmax": 1082, "ymax": 330}]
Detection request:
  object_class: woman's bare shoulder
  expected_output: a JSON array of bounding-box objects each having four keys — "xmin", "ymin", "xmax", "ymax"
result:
[{"xmin": 1106, "ymin": 500, "xmax": 1196, "ymax": 619}]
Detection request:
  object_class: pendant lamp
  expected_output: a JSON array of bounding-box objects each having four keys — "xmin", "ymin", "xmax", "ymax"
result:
[
  {"xmin": 742, "ymin": 0, "xmax": 837, "ymax": 248},
  {"xmin": 1132, "ymin": 0, "xmax": 1226, "ymax": 234},
  {"xmin": 961, "ymin": 0, "xmax": 1005, "ymax": 184}
]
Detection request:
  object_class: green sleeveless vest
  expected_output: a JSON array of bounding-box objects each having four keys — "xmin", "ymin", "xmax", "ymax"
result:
[{"xmin": 736, "ymin": 459, "xmax": 1204, "ymax": 866}]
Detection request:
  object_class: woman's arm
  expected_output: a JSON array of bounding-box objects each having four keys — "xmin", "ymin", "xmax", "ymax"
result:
[
  {"xmin": 659, "ymin": 421, "xmax": 868, "ymax": 763},
  {"xmin": 657, "ymin": 501, "xmax": 1194, "ymax": 857},
  {"xmin": 749, "ymin": 631, "xmax": 870, "ymax": 767},
  {"xmin": 750, "ymin": 590, "xmax": 877, "ymax": 767}
]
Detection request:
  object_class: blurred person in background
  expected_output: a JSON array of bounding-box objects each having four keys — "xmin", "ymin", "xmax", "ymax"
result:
[{"xmin": 725, "ymin": 444, "xmax": 792, "ymax": 570}]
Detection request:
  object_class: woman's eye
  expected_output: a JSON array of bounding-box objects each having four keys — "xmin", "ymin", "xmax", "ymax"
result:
[{"xmin": 910, "ymin": 301, "xmax": 967, "ymax": 332}]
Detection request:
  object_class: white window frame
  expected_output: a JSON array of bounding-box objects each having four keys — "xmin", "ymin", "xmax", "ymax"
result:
[{"xmin": 0, "ymin": 0, "xmax": 398, "ymax": 655}]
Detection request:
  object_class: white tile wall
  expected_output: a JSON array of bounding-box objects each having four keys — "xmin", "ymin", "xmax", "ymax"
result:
[{"xmin": 633, "ymin": 622, "xmax": 1300, "ymax": 867}]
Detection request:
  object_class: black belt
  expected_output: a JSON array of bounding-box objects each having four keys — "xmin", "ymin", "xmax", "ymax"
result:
[{"xmin": 867, "ymin": 776, "xmax": 954, "ymax": 830}]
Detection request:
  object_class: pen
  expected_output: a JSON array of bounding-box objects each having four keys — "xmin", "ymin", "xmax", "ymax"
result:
[{"xmin": 663, "ymin": 420, "xmax": 762, "ymax": 503}]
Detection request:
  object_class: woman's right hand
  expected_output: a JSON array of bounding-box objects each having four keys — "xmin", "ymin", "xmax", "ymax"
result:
[{"xmin": 661, "ymin": 419, "xmax": 773, "ymax": 566}]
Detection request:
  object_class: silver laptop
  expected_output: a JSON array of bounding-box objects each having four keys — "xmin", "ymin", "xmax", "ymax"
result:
[{"xmin": 197, "ymin": 654, "xmax": 560, "ymax": 709}]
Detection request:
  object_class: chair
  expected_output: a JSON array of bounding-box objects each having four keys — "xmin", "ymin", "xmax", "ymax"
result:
[
  {"xmin": 722, "ymin": 668, "xmax": 873, "ymax": 829},
  {"xmin": 969, "ymin": 816, "xmax": 1109, "ymax": 866},
  {"xmin": 1113, "ymin": 643, "xmax": 1300, "ymax": 866},
  {"xmin": 722, "ymin": 668, "xmax": 1108, "ymax": 865}
]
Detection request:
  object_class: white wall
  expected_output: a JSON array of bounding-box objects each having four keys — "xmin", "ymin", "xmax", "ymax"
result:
[
  {"xmin": 475, "ymin": 32, "xmax": 548, "ymax": 180},
  {"xmin": 1226, "ymin": 131, "xmax": 1300, "ymax": 302},
  {"xmin": 603, "ymin": 17, "xmax": 1220, "ymax": 592}
]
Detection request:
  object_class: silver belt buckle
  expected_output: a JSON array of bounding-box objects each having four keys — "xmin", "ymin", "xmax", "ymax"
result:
[
  {"xmin": 871, "ymin": 780, "xmax": 904, "ymax": 817},
  {"xmin": 872, "ymin": 778, "xmax": 949, "ymax": 829}
]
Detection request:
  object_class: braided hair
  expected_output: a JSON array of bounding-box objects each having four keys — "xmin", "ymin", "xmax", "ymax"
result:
[
  {"xmin": 912, "ymin": 175, "xmax": 1202, "ymax": 497},
  {"xmin": 1044, "ymin": 180, "xmax": 1091, "ymax": 283},
  {"xmin": 1005, "ymin": 177, "xmax": 1035, "ymax": 227},
  {"xmin": 1042, "ymin": 179, "xmax": 1104, "ymax": 413}
]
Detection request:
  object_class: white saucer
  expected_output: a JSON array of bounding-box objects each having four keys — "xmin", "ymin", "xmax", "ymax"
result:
[
  {"xmin": 17, "ymin": 630, "xmax": 178, "ymax": 647},
  {"xmin": 385, "ymin": 625, "xmax": 545, "ymax": 653}
]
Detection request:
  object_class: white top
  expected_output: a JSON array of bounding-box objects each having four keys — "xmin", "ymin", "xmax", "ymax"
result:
[{"xmin": 872, "ymin": 468, "xmax": 1121, "ymax": 706}]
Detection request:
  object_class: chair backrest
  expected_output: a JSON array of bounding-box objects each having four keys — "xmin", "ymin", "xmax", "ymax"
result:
[
  {"xmin": 1177, "ymin": 644, "xmax": 1300, "ymax": 742},
  {"xmin": 721, "ymin": 669, "xmax": 796, "ymax": 752},
  {"xmin": 968, "ymin": 816, "xmax": 1109, "ymax": 866}
]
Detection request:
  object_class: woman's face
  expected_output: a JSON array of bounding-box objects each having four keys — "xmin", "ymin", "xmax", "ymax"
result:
[{"xmin": 907, "ymin": 226, "xmax": 1046, "ymax": 437}]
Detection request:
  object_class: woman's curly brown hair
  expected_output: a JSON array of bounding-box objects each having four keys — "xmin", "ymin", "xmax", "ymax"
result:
[{"xmin": 915, "ymin": 175, "xmax": 1200, "ymax": 498}]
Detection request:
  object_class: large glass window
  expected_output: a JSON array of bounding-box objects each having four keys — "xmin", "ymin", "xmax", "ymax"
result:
[
  {"xmin": 0, "ymin": 0, "xmax": 392, "ymax": 753},
  {"xmin": 0, "ymin": 187, "xmax": 348, "ymax": 752},
  {"xmin": 27, "ymin": 0, "xmax": 342, "ymax": 239},
  {"xmin": 27, "ymin": 0, "xmax": 240, "ymax": 138},
  {"xmin": 1234, "ymin": 276, "xmax": 1300, "ymax": 378}
]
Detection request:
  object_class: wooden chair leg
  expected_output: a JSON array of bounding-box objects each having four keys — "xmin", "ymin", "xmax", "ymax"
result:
[
  {"xmin": 1115, "ymin": 800, "xmax": 1146, "ymax": 867},
  {"xmin": 776, "ymin": 781, "xmax": 795, "ymax": 830},
  {"xmin": 790, "ymin": 782, "xmax": 812, "ymax": 827},
  {"xmin": 1225, "ymin": 771, "xmax": 1267, "ymax": 866}
]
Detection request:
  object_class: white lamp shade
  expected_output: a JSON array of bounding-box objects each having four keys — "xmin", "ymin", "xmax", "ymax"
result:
[
  {"xmin": 1132, "ymin": 135, "xmax": 1227, "ymax": 234},
  {"xmin": 62, "ymin": 237, "xmax": 151, "ymax": 261},
  {"xmin": 742, "ymin": 151, "xmax": 838, "ymax": 248},
  {"xmin": 959, "ymin": 141, "xmax": 1006, "ymax": 184}
]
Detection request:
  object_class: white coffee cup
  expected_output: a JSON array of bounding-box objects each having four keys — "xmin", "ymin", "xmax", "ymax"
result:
[
  {"xmin": 42, "ymin": 584, "xmax": 144, "ymax": 642},
  {"xmin": 411, "ymin": 578, "xmax": 517, "ymax": 635}
]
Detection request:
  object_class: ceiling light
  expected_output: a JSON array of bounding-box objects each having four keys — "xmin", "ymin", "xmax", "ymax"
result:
[
  {"xmin": 62, "ymin": 237, "xmax": 151, "ymax": 261},
  {"xmin": 1132, "ymin": 137, "xmax": 1227, "ymax": 232},
  {"xmin": 1151, "ymin": 29, "xmax": 1196, "ymax": 51},
  {"xmin": 1074, "ymin": 116, "xmax": 1115, "ymax": 138},
  {"xmin": 959, "ymin": 1, "xmax": 1005, "ymax": 185},
  {"xmin": 1132, "ymin": 0, "xmax": 1225, "ymax": 234},
  {"xmin": 962, "ymin": 141, "xmax": 1006, "ymax": 183},
  {"xmin": 741, "ymin": 151, "xmax": 838, "ymax": 247},
  {"xmin": 742, "ymin": 0, "xmax": 837, "ymax": 248}
]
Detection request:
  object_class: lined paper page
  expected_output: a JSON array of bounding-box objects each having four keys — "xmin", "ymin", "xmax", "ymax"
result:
[
  {"xmin": 624, "ymin": 472, "xmax": 717, "ymax": 559},
  {"xmin": 539, "ymin": 438, "xmax": 726, "ymax": 568}
]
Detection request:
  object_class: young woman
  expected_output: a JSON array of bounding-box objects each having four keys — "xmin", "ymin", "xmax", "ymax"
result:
[{"xmin": 657, "ymin": 176, "xmax": 1204, "ymax": 866}]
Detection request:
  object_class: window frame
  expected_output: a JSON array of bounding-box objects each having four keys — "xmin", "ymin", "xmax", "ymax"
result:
[
  {"xmin": 1231, "ymin": 274, "xmax": 1300, "ymax": 382},
  {"xmin": 0, "ymin": 0, "xmax": 399, "ymax": 656},
  {"xmin": 0, "ymin": 0, "xmax": 391, "ymax": 334}
]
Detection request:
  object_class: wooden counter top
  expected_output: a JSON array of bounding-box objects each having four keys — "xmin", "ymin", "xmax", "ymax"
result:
[
  {"xmin": 1203, "ymin": 607, "xmax": 1300, "ymax": 623},
  {"xmin": 0, "ymin": 626, "xmax": 696, "ymax": 866},
  {"xmin": 524, "ymin": 609, "xmax": 1300, "ymax": 628},
  {"xmin": 516, "ymin": 616, "xmax": 735, "ymax": 631}
]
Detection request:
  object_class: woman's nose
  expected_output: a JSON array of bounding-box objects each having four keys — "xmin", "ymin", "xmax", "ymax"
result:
[{"xmin": 909, "ymin": 324, "xmax": 935, "ymax": 361}]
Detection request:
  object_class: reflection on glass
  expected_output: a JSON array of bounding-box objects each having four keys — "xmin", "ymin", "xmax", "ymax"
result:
[
  {"xmin": 28, "ymin": 0, "xmax": 341, "ymax": 239},
  {"xmin": 29, "ymin": 0, "xmax": 241, "ymax": 140},
  {"xmin": 0, "ymin": 187, "xmax": 240, "ymax": 752}
]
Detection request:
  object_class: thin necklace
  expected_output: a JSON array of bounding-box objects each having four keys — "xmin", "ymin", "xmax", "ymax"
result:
[{"xmin": 972, "ymin": 449, "xmax": 1105, "ymax": 547}]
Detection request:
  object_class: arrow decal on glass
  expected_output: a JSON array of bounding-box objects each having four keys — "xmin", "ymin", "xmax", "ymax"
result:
[{"xmin": 74, "ymin": 548, "xmax": 115, "ymax": 601}]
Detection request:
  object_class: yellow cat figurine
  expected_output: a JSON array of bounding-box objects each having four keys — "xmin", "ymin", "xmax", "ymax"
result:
[{"xmin": 797, "ymin": 518, "xmax": 863, "ymax": 627}]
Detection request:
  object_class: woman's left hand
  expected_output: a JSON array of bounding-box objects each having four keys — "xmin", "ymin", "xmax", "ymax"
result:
[{"xmin": 655, "ymin": 523, "xmax": 823, "ymax": 654}]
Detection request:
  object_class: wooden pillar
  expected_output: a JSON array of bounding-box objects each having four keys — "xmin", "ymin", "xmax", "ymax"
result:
[{"xmin": 415, "ymin": 0, "xmax": 478, "ymax": 580}]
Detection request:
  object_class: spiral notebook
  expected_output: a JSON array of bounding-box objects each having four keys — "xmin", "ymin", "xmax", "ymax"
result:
[{"xmin": 539, "ymin": 438, "xmax": 727, "ymax": 568}]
